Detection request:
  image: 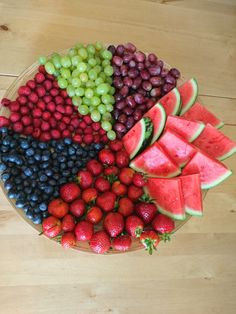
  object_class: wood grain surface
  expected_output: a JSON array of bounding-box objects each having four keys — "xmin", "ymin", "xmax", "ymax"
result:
[{"xmin": 0, "ymin": 1, "xmax": 236, "ymax": 313}]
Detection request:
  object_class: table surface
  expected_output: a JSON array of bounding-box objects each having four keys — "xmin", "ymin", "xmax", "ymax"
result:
[{"xmin": 0, "ymin": 1, "xmax": 236, "ymax": 313}]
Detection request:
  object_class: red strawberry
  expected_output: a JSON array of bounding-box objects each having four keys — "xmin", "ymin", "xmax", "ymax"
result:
[
  {"xmin": 94, "ymin": 177, "xmax": 110, "ymax": 192},
  {"xmin": 132, "ymin": 172, "xmax": 146, "ymax": 187},
  {"xmin": 140, "ymin": 230, "xmax": 160, "ymax": 255},
  {"xmin": 104, "ymin": 166, "xmax": 119, "ymax": 177},
  {"xmin": 86, "ymin": 159, "xmax": 103, "ymax": 176},
  {"xmin": 89, "ymin": 231, "xmax": 111, "ymax": 254},
  {"xmin": 59, "ymin": 182, "xmax": 81, "ymax": 203},
  {"xmin": 61, "ymin": 214, "xmax": 76, "ymax": 232},
  {"xmin": 135, "ymin": 202, "xmax": 157, "ymax": 225},
  {"xmin": 48, "ymin": 198, "xmax": 69, "ymax": 218},
  {"xmin": 75, "ymin": 221, "xmax": 94, "ymax": 241},
  {"xmin": 113, "ymin": 235, "xmax": 132, "ymax": 252},
  {"xmin": 128, "ymin": 185, "xmax": 143, "ymax": 201},
  {"xmin": 115, "ymin": 150, "xmax": 129, "ymax": 168},
  {"xmin": 118, "ymin": 197, "xmax": 134, "ymax": 217},
  {"xmin": 86, "ymin": 206, "xmax": 103, "ymax": 224},
  {"xmin": 42, "ymin": 216, "xmax": 62, "ymax": 238},
  {"xmin": 125, "ymin": 215, "xmax": 144, "ymax": 237},
  {"xmin": 109, "ymin": 139, "xmax": 124, "ymax": 152},
  {"xmin": 61, "ymin": 232, "xmax": 76, "ymax": 249},
  {"xmin": 96, "ymin": 191, "xmax": 116, "ymax": 212},
  {"xmin": 111, "ymin": 181, "xmax": 127, "ymax": 196},
  {"xmin": 82, "ymin": 188, "xmax": 98, "ymax": 204},
  {"xmin": 77, "ymin": 170, "xmax": 93, "ymax": 189},
  {"xmin": 69, "ymin": 198, "xmax": 85, "ymax": 217},
  {"xmin": 103, "ymin": 212, "xmax": 124, "ymax": 237},
  {"xmin": 119, "ymin": 168, "xmax": 134, "ymax": 185},
  {"xmin": 152, "ymin": 214, "xmax": 175, "ymax": 241},
  {"xmin": 99, "ymin": 148, "xmax": 115, "ymax": 165}
]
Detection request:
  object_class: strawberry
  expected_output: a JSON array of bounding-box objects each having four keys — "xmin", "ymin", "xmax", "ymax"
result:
[
  {"xmin": 82, "ymin": 188, "xmax": 98, "ymax": 204},
  {"xmin": 132, "ymin": 172, "xmax": 146, "ymax": 187},
  {"xmin": 61, "ymin": 214, "xmax": 76, "ymax": 232},
  {"xmin": 48, "ymin": 198, "xmax": 69, "ymax": 218},
  {"xmin": 77, "ymin": 170, "xmax": 93, "ymax": 189},
  {"xmin": 94, "ymin": 176, "xmax": 110, "ymax": 192},
  {"xmin": 89, "ymin": 231, "xmax": 111, "ymax": 254},
  {"xmin": 119, "ymin": 168, "xmax": 134, "ymax": 185},
  {"xmin": 113, "ymin": 235, "xmax": 132, "ymax": 252},
  {"xmin": 42, "ymin": 216, "xmax": 62, "ymax": 238},
  {"xmin": 128, "ymin": 185, "xmax": 143, "ymax": 201},
  {"xmin": 140, "ymin": 230, "xmax": 160, "ymax": 255},
  {"xmin": 99, "ymin": 148, "xmax": 115, "ymax": 165},
  {"xmin": 111, "ymin": 181, "xmax": 127, "ymax": 196},
  {"xmin": 125, "ymin": 215, "xmax": 144, "ymax": 237},
  {"xmin": 104, "ymin": 166, "xmax": 119, "ymax": 177},
  {"xmin": 75, "ymin": 221, "xmax": 94, "ymax": 241},
  {"xmin": 96, "ymin": 191, "xmax": 116, "ymax": 212},
  {"xmin": 109, "ymin": 139, "xmax": 124, "ymax": 152},
  {"xmin": 115, "ymin": 150, "xmax": 129, "ymax": 168},
  {"xmin": 135, "ymin": 202, "xmax": 157, "ymax": 225},
  {"xmin": 152, "ymin": 214, "xmax": 175, "ymax": 241},
  {"xmin": 69, "ymin": 198, "xmax": 85, "ymax": 217},
  {"xmin": 86, "ymin": 206, "xmax": 103, "ymax": 224},
  {"xmin": 61, "ymin": 232, "xmax": 76, "ymax": 249},
  {"xmin": 118, "ymin": 197, "xmax": 134, "ymax": 217},
  {"xmin": 86, "ymin": 159, "xmax": 103, "ymax": 176},
  {"xmin": 59, "ymin": 182, "xmax": 81, "ymax": 203},
  {"xmin": 103, "ymin": 212, "xmax": 124, "ymax": 237}
]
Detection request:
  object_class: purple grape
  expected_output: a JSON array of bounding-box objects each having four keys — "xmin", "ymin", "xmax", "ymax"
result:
[
  {"xmin": 160, "ymin": 68, "xmax": 169, "ymax": 78},
  {"xmin": 150, "ymin": 87, "xmax": 162, "ymax": 98},
  {"xmin": 150, "ymin": 76, "xmax": 164, "ymax": 87},
  {"xmin": 132, "ymin": 77, "xmax": 142, "ymax": 90},
  {"xmin": 170, "ymin": 68, "xmax": 181, "ymax": 79},
  {"xmin": 138, "ymin": 104, "xmax": 147, "ymax": 112},
  {"xmin": 116, "ymin": 45, "xmax": 125, "ymax": 56},
  {"xmin": 112, "ymin": 109, "xmax": 120, "ymax": 120},
  {"xmin": 113, "ymin": 77, "xmax": 123, "ymax": 89},
  {"xmin": 142, "ymin": 80, "xmax": 152, "ymax": 91},
  {"xmin": 134, "ymin": 93, "xmax": 145, "ymax": 104},
  {"xmin": 145, "ymin": 60, "xmax": 151, "ymax": 68},
  {"xmin": 123, "ymin": 106, "xmax": 133, "ymax": 116},
  {"xmin": 157, "ymin": 60, "xmax": 164, "ymax": 68},
  {"xmin": 120, "ymin": 86, "xmax": 129, "ymax": 97},
  {"xmin": 134, "ymin": 51, "xmax": 146, "ymax": 63},
  {"xmin": 137, "ymin": 62, "xmax": 145, "ymax": 71},
  {"xmin": 116, "ymin": 100, "xmax": 126, "ymax": 110},
  {"xmin": 113, "ymin": 65, "xmax": 121, "ymax": 76},
  {"xmin": 148, "ymin": 53, "xmax": 157, "ymax": 63},
  {"xmin": 123, "ymin": 53, "xmax": 133, "ymax": 64},
  {"xmin": 120, "ymin": 64, "xmax": 128, "ymax": 77},
  {"xmin": 113, "ymin": 56, "xmax": 123, "ymax": 67},
  {"xmin": 146, "ymin": 99, "xmax": 155, "ymax": 109},
  {"xmin": 126, "ymin": 116, "xmax": 135, "ymax": 129},
  {"xmin": 165, "ymin": 74, "xmax": 176, "ymax": 86},
  {"xmin": 129, "ymin": 60, "xmax": 136, "ymax": 68},
  {"xmin": 137, "ymin": 88, "xmax": 146, "ymax": 96},
  {"xmin": 140, "ymin": 70, "xmax": 150, "ymax": 80},
  {"xmin": 123, "ymin": 76, "xmax": 133, "ymax": 87},
  {"xmin": 118, "ymin": 114, "xmax": 127, "ymax": 124},
  {"xmin": 128, "ymin": 68, "xmax": 139, "ymax": 79},
  {"xmin": 134, "ymin": 109, "xmax": 143, "ymax": 121},
  {"xmin": 126, "ymin": 96, "xmax": 136, "ymax": 108},
  {"xmin": 114, "ymin": 123, "xmax": 126, "ymax": 133},
  {"xmin": 116, "ymin": 131, "xmax": 123, "ymax": 139},
  {"xmin": 163, "ymin": 83, "xmax": 174, "ymax": 93},
  {"xmin": 115, "ymin": 93, "xmax": 122, "ymax": 102},
  {"xmin": 148, "ymin": 65, "xmax": 161, "ymax": 76},
  {"xmin": 124, "ymin": 42, "xmax": 136, "ymax": 53},
  {"xmin": 108, "ymin": 45, "xmax": 116, "ymax": 55}
]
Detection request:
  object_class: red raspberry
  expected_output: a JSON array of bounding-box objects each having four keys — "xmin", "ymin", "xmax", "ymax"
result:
[
  {"xmin": 33, "ymin": 118, "xmax": 41, "ymax": 127},
  {"xmin": 0, "ymin": 116, "xmax": 10, "ymax": 127},
  {"xmin": 62, "ymin": 116, "xmax": 70, "ymax": 125},
  {"xmin": 70, "ymin": 118, "xmax": 80, "ymax": 128},
  {"xmin": 79, "ymin": 121, "xmax": 86, "ymax": 129},
  {"xmin": 42, "ymin": 111, "xmax": 51, "ymax": 121},
  {"xmin": 32, "ymin": 108, "xmax": 42, "ymax": 118},
  {"xmin": 84, "ymin": 127, "xmax": 93, "ymax": 134},
  {"xmin": 17, "ymin": 96, "xmax": 27, "ymax": 105},
  {"xmin": 24, "ymin": 126, "xmax": 34, "ymax": 135},
  {"xmin": 102, "ymin": 134, "xmax": 108, "ymax": 143},
  {"xmin": 39, "ymin": 132, "xmax": 51, "ymax": 141},
  {"xmin": 20, "ymin": 106, "xmax": 30, "ymax": 115},
  {"xmin": 75, "ymin": 128, "xmax": 83, "ymax": 135},
  {"xmin": 99, "ymin": 128, "xmax": 106, "ymax": 135},
  {"xmin": 41, "ymin": 121, "xmax": 50, "ymax": 131},
  {"xmin": 37, "ymin": 100, "xmax": 46, "ymax": 111},
  {"xmin": 49, "ymin": 117, "xmax": 57, "ymax": 128},
  {"xmin": 68, "ymin": 125, "xmax": 74, "ymax": 132},
  {"xmin": 93, "ymin": 134, "xmax": 100, "ymax": 143},
  {"xmin": 43, "ymin": 80, "xmax": 53, "ymax": 91},
  {"xmin": 36, "ymin": 86, "xmax": 46, "ymax": 98},
  {"xmin": 55, "ymin": 96, "xmax": 63, "ymax": 105},
  {"xmin": 54, "ymin": 112, "xmax": 62, "ymax": 120},
  {"xmin": 92, "ymin": 122, "xmax": 100, "ymax": 131},
  {"xmin": 9, "ymin": 112, "xmax": 21, "ymax": 123},
  {"xmin": 32, "ymin": 128, "xmax": 41, "ymax": 138},
  {"xmin": 52, "ymin": 80, "xmax": 59, "ymax": 88},
  {"xmin": 22, "ymin": 116, "xmax": 32, "ymax": 126},
  {"xmin": 46, "ymin": 73, "xmax": 54, "ymax": 81},
  {"xmin": 58, "ymin": 122, "xmax": 66, "ymax": 131},
  {"xmin": 12, "ymin": 121, "xmax": 23, "ymax": 133},
  {"xmin": 34, "ymin": 72, "xmax": 45, "ymax": 84},
  {"xmin": 18, "ymin": 86, "xmax": 31, "ymax": 96},
  {"xmin": 72, "ymin": 134, "xmax": 82, "ymax": 143},
  {"xmin": 56, "ymin": 104, "xmax": 65, "ymax": 114},
  {"xmin": 65, "ymin": 106, "xmax": 73, "ymax": 115},
  {"xmin": 9, "ymin": 101, "xmax": 20, "ymax": 112},
  {"xmin": 38, "ymin": 65, "xmax": 46, "ymax": 74},
  {"xmin": 47, "ymin": 101, "xmax": 56, "ymax": 112},
  {"xmin": 60, "ymin": 90, "xmax": 68, "ymax": 98},
  {"xmin": 83, "ymin": 134, "xmax": 93, "ymax": 145},
  {"xmin": 62, "ymin": 129, "xmax": 71, "ymax": 138},
  {"xmin": 43, "ymin": 95, "xmax": 52, "ymax": 103},
  {"xmin": 28, "ymin": 92, "xmax": 38, "ymax": 104},
  {"xmin": 83, "ymin": 115, "xmax": 92, "ymax": 125},
  {"xmin": 65, "ymin": 98, "xmax": 72, "ymax": 105},
  {"xmin": 28, "ymin": 102, "xmax": 34, "ymax": 110},
  {"xmin": 50, "ymin": 88, "xmax": 59, "ymax": 97},
  {"xmin": 26, "ymin": 80, "xmax": 36, "ymax": 90},
  {"xmin": 51, "ymin": 129, "xmax": 61, "ymax": 139},
  {"xmin": 1, "ymin": 98, "xmax": 11, "ymax": 107}
]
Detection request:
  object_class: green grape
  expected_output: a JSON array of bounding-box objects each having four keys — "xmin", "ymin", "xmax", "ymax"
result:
[
  {"xmin": 80, "ymin": 72, "xmax": 88, "ymax": 83},
  {"xmin": 69, "ymin": 48, "xmax": 77, "ymax": 57},
  {"xmin": 87, "ymin": 44, "xmax": 96, "ymax": 55},
  {"xmin": 104, "ymin": 65, "xmax": 114, "ymax": 76},
  {"xmin": 95, "ymin": 77, "xmax": 104, "ymax": 86},
  {"xmin": 88, "ymin": 58, "xmax": 97, "ymax": 67},
  {"xmin": 66, "ymin": 85, "xmax": 75, "ymax": 97},
  {"xmin": 39, "ymin": 55, "xmax": 47, "ymax": 65},
  {"xmin": 61, "ymin": 68, "xmax": 71, "ymax": 79},
  {"xmin": 89, "ymin": 106, "xmax": 95, "ymax": 113},
  {"xmin": 72, "ymin": 69, "xmax": 80, "ymax": 77},
  {"xmin": 61, "ymin": 56, "xmax": 71, "ymax": 68},
  {"xmin": 54, "ymin": 70, "xmax": 59, "ymax": 77},
  {"xmin": 78, "ymin": 105, "xmax": 89, "ymax": 115},
  {"xmin": 91, "ymin": 96, "xmax": 101, "ymax": 107},
  {"xmin": 88, "ymin": 69, "xmax": 97, "ymax": 80},
  {"xmin": 83, "ymin": 97, "xmax": 91, "ymax": 106},
  {"xmin": 102, "ymin": 94, "xmax": 112, "ymax": 105},
  {"xmin": 77, "ymin": 62, "xmax": 87, "ymax": 73},
  {"xmin": 99, "ymin": 72, "xmax": 106, "ymax": 81},
  {"xmin": 58, "ymin": 77, "xmax": 68, "ymax": 89},
  {"xmin": 95, "ymin": 41, "xmax": 103, "ymax": 51},
  {"xmin": 97, "ymin": 83, "xmax": 109, "ymax": 95},
  {"xmin": 107, "ymin": 130, "xmax": 116, "ymax": 140},
  {"xmin": 71, "ymin": 77, "xmax": 81, "ymax": 88},
  {"xmin": 91, "ymin": 110, "xmax": 101, "ymax": 122},
  {"xmin": 106, "ymin": 103, "xmax": 113, "ymax": 112},
  {"xmin": 101, "ymin": 120, "xmax": 112, "ymax": 131},
  {"xmin": 102, "ymin": 49, "xmax": 112, "ymax": 60},
  {"xmin": 78, "ymin": 47, "xmax": 88, "ymax": 60},
  {"xmin": 76, "ymin": 43, "xmax": 83, "ymax": 49},
  {"xmin": 94, "ymin": 65, "xmax": 102, "ymax": 73},
  {"xmin": 75, "ymin": 87, "xmax": 84, "ymax": 97},
  {"xmin": 102, "ymin": 59, "xmax": 110, "ymax": 67},
  {"xmin": 85, "ymin": 88, "xmax": 94, "ymax": 99},
  {"xmin": 106, "ymin": 77, "xmax": 113, "ymax": 84},
  {"xmin": 98, "ymin": 104, "xmax": 106, "ymax": 114},
  {"xmin": 72, "ymin": 96, "xmax": 82, "ymax": 106},
  {"xmin": 45, "ymin": 62, "xmax": 55, "ymax": 74},
  {"xmin": 103, "ymin": 112, "xmax": 112, "ymax": 121},
  {"xmin": 86, "ymin": 80, "xmax": 95, "ymax": 88},
  {"xmin": 95, "ymin": 57, "xmax": 101, "ymax": 65},
  {"xmin": 52, "ymin": 55, "xmax": 61, "ymax": 69},
  {"xmin": 71, "ymin": 55, "xmax": 82, "ymax": 66},
  {"xmin": 109, "ymin": 86, "xmax": 115, "ymax": 95}
]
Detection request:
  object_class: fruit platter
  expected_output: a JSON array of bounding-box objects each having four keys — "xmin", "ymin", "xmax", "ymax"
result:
[{"xmin": 0, "ymin": 42, "xmax": 235, "ymax": 254}]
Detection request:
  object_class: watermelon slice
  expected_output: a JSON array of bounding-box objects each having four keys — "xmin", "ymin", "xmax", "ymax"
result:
[
  {"xmin": 145, "ymin": 177, "xmax": 185, "ymax": 220},
  {"xmin": 123, "ymin": 117, "xmax": 153, "ymax": 159},
  {"xmin": 130, "ymin": 142, "xmax": 181, "ymax": 178},
  {"xmin": 182, "ymin": 102, "xmax": 224, "ymax": 129},
  {"xmin": 179, "ymin": 78, "xmax": 198, "ymax": 115},
  {"xmin": 182, "ymin": 151, "xmax": 232, "ymax": 189},
  {"xmin": 144, "ymin": 103, "xmax": 166, "ymax": 144},
  {"xmin": 165, "ymin": 115, "xmax": 205, "ymax": 142},
  {"xmin": 158, "ymin": 129, "xmax": 196, "ymax": 167},
  {"xmin": 192, "ymin": 123, "xmax": 236, "ymax": 161},
  {"xmin": 159, "ymin": 88, "xmax": 181, "ymax": 116},
  {"xmin": 180, "ymin": 174, "xmax": 203, "ymax": 216}
]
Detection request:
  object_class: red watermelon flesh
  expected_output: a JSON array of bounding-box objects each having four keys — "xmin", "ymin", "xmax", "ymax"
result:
[
  {"xmin": 130, "ymin": 142, "xmax": 181, "ymax": 178},
  {"xmin": 145, "ymin": 177, "xmax": 185, "ymax": 220},
  {"xmin": 144, "ymin": 103, "xmax": 166, "ymax": 144},
  {"xmin": 182, "ymin": 102, "xmax": 224, "ymax": 129},
  {"xmin": 192, "ymin": 123, "xmax": 236, "ymax": 161},
  {"xmin": 158, "ymin": 129, "xmax": 196, "ymax": 167},
  {"xmin": 159, "ymin": 87, "xmax": 181, "ymax": 116},
  {"xmin": 182, "ymin": 151, "xmax": 232, "ymax": 189},
  {"xmin": 165, "ymin": 115, "xmax": 205, "ymax": 142},
  {"xmin": 179, "ymin": 78, "xmax": 198, "ymax": 115},
  {"xmin": 180, "ymin": 174, "xmax": 203, "ymax": 216}
]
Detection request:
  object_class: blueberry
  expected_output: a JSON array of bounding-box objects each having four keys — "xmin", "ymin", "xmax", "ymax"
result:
[
  {"xmin": 45, "ymin": 169, "xmax": 53, "ymax": 177},
  {"xmin": 26, "ymin": 210, "xmax": 34, "ymax": 220},
  {"xmin": 42, "ymin": 154, "xmax": 50, "ymax": 161},
  {"xmin": 4, "ymin": 180, "xmax": 13, "ymax": 190},
  {"xmin": 94, "ymin": 143, "xmax": 103, "ymax": 150},
  {"xmin": 25, "ymin": 148, "xmax": 34, "ymax": 157},
  {"xmin": 24, "ymin": 167, "xmax": 33, "ymax": 176},
  {"xmin": 31, "ymin": 194, "xmax": 39, "ymax": 202},
  {"xmin": 22, "ymin": 204, "xmax": 30, "ymax": 212},
  {"xmin": 2, "ymin": 137, "xmax": 11, "ymax": 146},
  {"xmin": 38, "ymin": 182, "xmax": 47, "ymax": 190},
  {"xmin": 44, "ymin": 186, "xmax": 54, "ymax": 194},
  {"xmin": 15, "ymin": 157, "xmax": 24, "ymax": 166},
  {"xmin": 39, "ymin": 174, "xmax": 48, "ymax": 182},
  {"xmin": 52, "ymin": 152, "xmax": 58, "ymax": 159},
  {"xmin": 71, "ymin": 168, "xmax": 78, "ymax": 175},
  {"xmin": 60, "ymin": 163, "xmax": 67, "ymax": 170},
  {"xmin": 33, "ymin": 206, "xmax": 41, "ymax": 214},
  {"xmin": 56, "ymin": 144, "xmax": 65, "ymax": 151},
  {"xmin": 39, "ymin": 202, "xmax": 47, "ymax": 212},
  {"xmin": 89, "ymin": 151, "xmax": 96, "ymax": 158},
  {"xmin": 53, "ymin": 173, "xmax": 60, "ymax": 180},
  {"xmin": 34, "ymin": 154, "xmax": 41, "ymax": 161},
  {"xmin": 32, "ymin": 165, "xmax": 38, "ymax": 172},
  {"xmin": 20, "ymin": 140, "xmax": 30, "ymax": 150},
  {"xmin": 31, "ymin": 180, "xmax": 37, "ymax": 188},
  {"xmin": 58, "ymin": 155, "xmax": 66, "ymax": 163},
  {"xmin": 40, "ymin": 162, "xmax": 50, "ymax": 169},
  {"xmin": 38, "ymin": 142, "xmax": 48, "ymax": 149},
  {"xmin": 42, "ymin": 211, "xmax": 49, "ymax": 218},
  {"xmin": 10, "ymin": 167, "xmax": 19, "ymax": 176},
  {"xmin": 67, "ymin": 160, "xmax": 74, "ymax": 168},
  {"xmin": 59, "ymin": 177, "xmax": 67, "ymax": 185},
  {"xmin": 31, "ymin": 141, "xmax": 38, "ymax": 149},
  {"xmin": 10, "ymin": 140, "xmax": 17, "ymax": 148},
  {"xmin": 1, "ymin": 145, "xmax": 9, "ymax": 153},
  {"xmin": 42, "ymin": 194, "xmax": 49, "ymax": 201},
  {"xmin": 16, "ymin": 199, "xmax": 25, "ymax": 208},
  {"xmin": 64, "ymin": 138, "xmax": 72, "ymax": 145},
  {"xmin": 29, "ymin": 200, "xmax": 37, "ymax": 207},
  {"xmin": 62, "ymin": 170, "xmax": 70, "ymax": 178},
  {"xmin": 82, "ymin": 151, "xmax": 87, "ymax": 157},
  {"xmin": 68, "ymin": 147, "xmax": 76, "ymax": 155},
  {"xmin": 0, "ymin": 127, "xmax": 9, "ymax": 134},
  {"xmin": 1, "ymin": 172, "xmax": 11, "ymax": 182},
  {"xmin": 53, "ymin": 190, "xmax": 60, "ymax": 198},
  {"xmin": 48, "ymin": 179, "xmax": 57, "ymax": 186},
  {"xmin": 27, "ymin": 157, "xmax": 35, "ymax": 165},
  {"xmin": 15, "ymin": 177, "xmax": 22, "ymax": 185},
  {"xmin": 8, "ymin": 189, "xmax": 18, "ymax": 199},
  {"xmin": 32, "ymin": 214, "xmax": 42, "ymax": 225},
  {"xmin": 70, "ymin": 155, "xmax": 77, "ymax": 161},
  {"xmin": 75, "ymin": 160, "xmax": 82, "ymax": 168},
  {"xmin": 0, "ymin": 163, "xmax": 7, "ymax": 171},
  {"xmin": 25, "ymin": 187, "xmax": 32, "ymax": 194}
]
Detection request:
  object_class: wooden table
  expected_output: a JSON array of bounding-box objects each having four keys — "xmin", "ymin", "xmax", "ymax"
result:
[{"xmin": 0, "ymin": 1, "xmax": 236, "ymax": 313}]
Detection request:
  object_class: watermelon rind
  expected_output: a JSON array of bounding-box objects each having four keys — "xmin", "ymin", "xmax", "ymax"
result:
[
  {"xmin": 216, "ymin": 121, "xmax": 224, "ymax": 129},
  {"xmin": 189, "ymin": 122, "xmax": 205, "ymax": 142},
  {"xmin": 219, "ymin": 146, "xmax": 236, "ymax": 161},
  {"xmin": 201, "ymin": 169, "xmax": 232, "ymax": 190},
  {"xmin": 130, "ymin": 162, "xmax": 181, "ymax": 178},
  {"xmin": 156, "ymin": 204, "xmax": 186, "ymax": 220},
  {"xmin": 179, "ymin": 78, "xmax": 198, "ymax": 115},
  {"xmin": 185, "ymin": 206, "xmax": 203, "ymax": 216},
  {"xmin": 145, "ymin": 103, "xmax": 166, "ymax": 144},
  {"xmin": 159, "ymin": 88, "xmax": 182, "ymax": 116}
]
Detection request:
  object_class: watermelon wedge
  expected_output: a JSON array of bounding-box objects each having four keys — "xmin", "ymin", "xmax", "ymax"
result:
[
  {"xmin": 182, "ymin": 102, "xmax": 224, "ymax": 129},
  {"xmin": 182, "ymin": 151, "xmax": 232, "ymax": 189},
  {"xmin": 192, "ymin": 123, "xmax": 236, "ymax": 161},
  {"xmin": 180, "ymin": 174, "xmax": 203, "ymax": 216},
  {"xmin": 145, "ymin": 177, "xmax": 185, "ymax": 220},
  {"xmin": 130, "ymin": 142, "xmax": 181, "ymax": 178},
  {"xmin": 179, "ymin": 78, "xmax": 198, "ymax": 115},
  {"xmin": 144, "ymin": 103, "xmax": 166, "ymax": 144},
  {"xmin": 158, "ymin": 129, "xmax": 196, "ymax": 167},
  {"xmin": 165, "ymin": 115, "xmax": 205, "ymax": 142},
  {"xmin": 123, "ymin": 117, "xmax": 153, "ymax": 159},
  {"xmin": 159, "ymin": 88, "xmax": 181, "ymax": 116}
]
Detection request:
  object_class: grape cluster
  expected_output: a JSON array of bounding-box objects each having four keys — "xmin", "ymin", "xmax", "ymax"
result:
[
  {"xmin": 108, "ymin": 43, "xmax": 181, "ymax": 138},
  {"xmin": 0, "ymin": 127, "xmax": 104, "ymax": 224}
]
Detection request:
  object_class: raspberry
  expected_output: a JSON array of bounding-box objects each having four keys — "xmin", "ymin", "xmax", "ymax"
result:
[
  {"xmin": 92, "ymin": 122, "xmax": 100, "ymax": 131},
  {"xmin": 0, "ymin": 116, "xmax": 10, "ymax": 127},
  {"xmin": 46, "ymin": 73, "xmax": 54, "ymax": 81},
  {"xmin": 75, "ymin": 128, "xmax": 83, "ymax": 135},
  {"xmin": 83, "ymin": 115, "xmax": 92, "ymax": 125},
  {"xmin": 9, "ymin": 101, "xmax": 20, "ymax": 112},
  {"xmin": 22, "ymin": 116, "xmax": 32, "ymax": 126},
  {"xmin": 62, "ymin": 116, "xmax": 70, "ymax": 125},
  {"xmin": 84, "ymin": 127, "xmax": 93, "ymax": 134},
  {"xmin": 62, "ymin": 129, "xmax": 71, "ymax": 138},
  {"xmin": 50, "ymin": 88, "xmax": 59, "ymax": 97},
  {"xmin": 51, "ymin": 129, "xmax": 61, "ymax": 139},
  {"xmin": 83, "ymin": 134, "xmax": 93, "ymax": 145},
  {"xmin": 56, "ymin": 104, "xmax": 65, "ymax": 114},
  {"xmin": 1, "ymin": 98, "xmax": 11, "ymax": 107},
  {"xmin": 18, "ymin": 86, "xmax": 31, "ymax": 96},
  {"xmin": 93, "ymin": 134, "xmax": 100, "ymax": 143},
  {"xmin": 9, "ymin": 112, "xmax": 21, "ymax": 123},
  {"xmin": 49, "ymin": 117, "xmax": 57, "ymax": 128},
  {"xmin": 41, "ymin": 121, "xmax": 50, "ymax": 131},
  {"xmin": 36, "ymin": 86, "xmax": 46, "ymax": 98},
  {"xmin": 12, "ymin": 121, "xmax": 23, "ymax": 133},
  {"xmin": 43, "ymin": 80, "xmax": 53, "ymax": 91},
  {"xmin": 70, "ymin": 117, "xmax": 80, "ymax": 128},
  {"xmin": 60, "ymin": 90, "xmax": 68, "ymax": 98},
  {"xmin": 58, "ymin": 122, "xmax": 66, "ymax": 131},
  {"xmin": 79, "ymin": 121, "xmax": 87, "ymax": 129},
  {"xmin": 38, "ymin": 65, "xmax": 46, "ymax": 74},
  {"xmin": 40, "ymin": 131, "xmax": 51, "ymax": 141},
  {"xmin": 102, "ymin": 135, "xmax": 108, "ymax": 143},
  {"xmin": 44, "ymin": 95, "xmax": 52, "ymax": 103},
  {"xmin": 65, "ymin": 106, "xmax": 73, "ymax": 115},
  {"xmin": 26, "ymin": 80, "xmax": 36, "ymax": 90},
  {"xmin": 37, "ymin": 100, "xmax": 46, "ymax": 111},
  {"xmin": 55, "ymin": 96, "xmax": 63, "ymax": 105},
  {"xmin": 72, "ymin": 134, "xmax": 82, "ymax": 143},
  {"xmin": 17, "ymin": 96, "xmax": 27, "ymax": 105},
  {"xmin": 42, "ymin": 111, "xmax": 51, "ymax": 121},
  {"xmin": 54, "ymin": 112, "xmax": 62, "ymax": 120},
  {"xmin": 33, "ymin": 118, "xmax": 42, "ymax": 128},
  {"xmin": 32, "ymin": 108, "xmax": 42, "ymax": 118},
  {"xmin": 24, "ymin": 125, "xmax": 34, "ymax": 135},
  {"xmin": 65, "ymin": 98, "xmax": 72, "ymax": 105},
  {"xmin": 20, "ymin": 106, "xmax": 30, "ymax": 115},
  {"xmin": 29, "ymin": 92, "xmax": 39, "ymax": 104},
  {"xmin": 68, "ymin": 125, "xmax": 74, "ymax": 132},
  {"xmin": 28, "ymin": 102, "xmax": 34, "ymax": 110},
  {"xmin": 52, "ymin": 80, "xmax": 59, "ymax": 88},
  {"xmin": 35, "ymin": 72, "xmax": 45, "ymax": 84},
  {"xmin": 32, "ymin": 128, "xmax": 41, "ymax": 138},
  {"xmin": 99, "ymin": 128, "xmax": 106, "ymax": 135},
  {"xmin": 47, "ymin": 101, "xmax": 56, "ymax": 112}
]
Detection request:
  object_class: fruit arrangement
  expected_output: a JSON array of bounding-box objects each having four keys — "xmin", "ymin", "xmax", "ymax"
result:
[{"xmin": 0, "ymin": 42, "xmax": 235, "ymax": 254}]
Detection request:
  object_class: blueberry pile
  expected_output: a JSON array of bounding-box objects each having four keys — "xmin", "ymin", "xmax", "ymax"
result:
[{"xmin": 0, "ymin": 127, "xmax": 104, "ymax": 224}]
